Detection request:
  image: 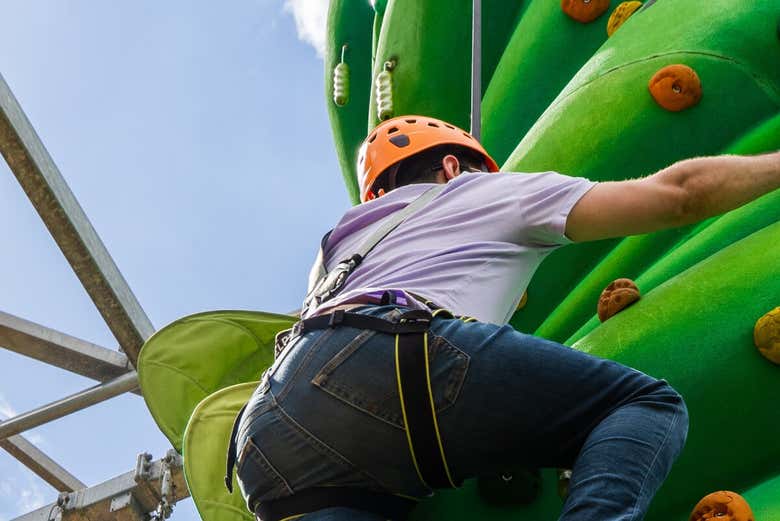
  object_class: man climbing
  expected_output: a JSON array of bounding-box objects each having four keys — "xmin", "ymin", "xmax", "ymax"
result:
[{"xmin": 228, "ymin": 115, "xmax": 780, "ymax": 521}]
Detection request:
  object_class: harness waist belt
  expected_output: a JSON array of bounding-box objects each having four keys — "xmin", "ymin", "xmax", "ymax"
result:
[
  {"xmin": 294, "ymin": 308, "xmax": 432, "ymax": 336},
  {"xmin": 296, "ymin": 309, "xmax": 459, "ymax": 490},
  {"xmin": 254, "ymin": 487, "xmax": 416, "ymax": 521},
  {"xmin": 225, "ymin": 308, "xmax": 460, "ymax": 520}
]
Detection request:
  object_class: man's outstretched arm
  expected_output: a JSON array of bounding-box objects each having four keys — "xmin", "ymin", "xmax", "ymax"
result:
[{"xmin": 565, "ymin": 151, "xmax": 780, "ymax": 242}]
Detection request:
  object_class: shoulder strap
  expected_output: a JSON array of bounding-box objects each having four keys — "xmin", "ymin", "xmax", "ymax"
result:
[
  {"xmin": 302, "ymin": 184, "xmax": 446, "ymax": 314},
  {"xmin": 353, "ymin": 184, "xmax": 445, "ymax": 260},
  {"xmin": 306, "ymin": 230, "xmax": 332, "ymax": 297}
]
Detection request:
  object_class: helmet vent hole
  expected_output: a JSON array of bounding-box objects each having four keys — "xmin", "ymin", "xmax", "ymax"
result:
[
  {"xmin": 444, "ymin": 124, "xmax": 454, "ymax": 129},
  {"xmin": 427, "ymin": 122, "xmax": 440, "ymax": 128},
  {"xmin": 387, "ymin": 126, "xmax": 399, "ymax": 134},
  {"xmin": 462, "ymin": 132, "xmax": 473, "ymax": 139},
  {"xmin": 389, "ymin": 134, "xmax": 410, "ymax": 147},
  {"xmin": 405, "ymin": 118, "xmax": 417, "ymax": 124},
  {"xmin": 368, "ymin": 132, "xmax": 377, "ymax": 143}
]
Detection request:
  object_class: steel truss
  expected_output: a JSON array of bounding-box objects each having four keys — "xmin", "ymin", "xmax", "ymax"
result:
[{"xmin": 0, "ymin": 70, "xmax": 190, "ymax": 519}]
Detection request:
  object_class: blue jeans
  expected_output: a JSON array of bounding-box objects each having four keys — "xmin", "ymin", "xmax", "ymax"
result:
[{"xmin": 235, "ymin": 305, "xmax": 688, "ymax": 520}]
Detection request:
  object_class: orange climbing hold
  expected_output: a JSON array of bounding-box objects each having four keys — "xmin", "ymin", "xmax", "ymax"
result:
[
  {"xmin": 754, "ymin": 306, "xmax": 780, "ymax": 365},
  {"xmin": 648, "ymin": 64, "xmax": 703, "ymax": 112},
  {"xmin": 689, "ymin": 491, "xmax": 754, "ymax": 521},
  {"xmin": 607, "ymin": 1, "xmax": 642, "ymax": 36},
  {"xmin": 597, "ymin": 278, "xmax": 640, "ymax": 322},
  {"xmin": 561, "ymin": 0, "xmax": 611, "ymax": 24}
]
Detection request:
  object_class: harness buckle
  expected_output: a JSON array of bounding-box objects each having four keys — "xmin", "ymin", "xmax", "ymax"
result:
[
  {"xmin": 399, "ymin": 317, "xmax": 430, "ymax": 326},
  {"xmin": 398, "ymin": 309, "xmax": 433, "ymax": 327},
  {"xmin": 328, "ymin": 309, "xmax": 345, "ymax": 327}
]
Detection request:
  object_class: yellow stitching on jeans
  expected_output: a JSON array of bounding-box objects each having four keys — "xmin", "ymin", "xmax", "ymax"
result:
[
  {"xmin": 395, "ymin": 334, "xmax": 429, "ymax": 489},
  {"xmin": 423, "ymin": 332, "xmax": 457, "ymax": 488},
  {"xmin": 278, "ymin": 514, "xmax": 305, "ymax": 521}
]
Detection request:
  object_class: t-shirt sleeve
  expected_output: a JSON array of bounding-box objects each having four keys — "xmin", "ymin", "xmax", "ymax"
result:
[
  {"xmin": 462, "ymin": 171, "xmax": 597, "ymax": 247},
  {"xmin": 512, "ymin": 171, "xmax": 597, "ymax": 246}
]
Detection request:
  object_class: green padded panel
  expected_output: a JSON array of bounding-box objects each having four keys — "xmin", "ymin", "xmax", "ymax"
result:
[
  {"xmin": 502, "ymin": 0, "xmax": 779, "ymax": 334},
  {"xmin": 573, "ymin": 221, "xmax": 780, "ymax": 520},
  {"xmin": 481, "ymin": 0, "xmax": 611, "ymax": 164},
  {"xmin": 506, "ymin": 53, "xmax": 778, "ymax": 335},
  {"xmin": 138, "ymin": 310, "xmax": 294, "ymax": 451},
  {"xmin": 325, "ymin": 0, "xmax": 374, "ymax": 204},
  {"xmin": 727, "ymin": 112, "xmax": 780, "ymax": 155},
  {"xmin": 742, "ymin": 474, "xmax": 780, "ymax": 521},
  {"xmin": 539, "ymin": 111, "xmax": 780, "ymax": 343},
  {"xmin": 564, "ymin": 115, "xmax": 780, "ymax": 344},
  {"xmin": 368, "ymin": 0, "xmax": 474, "ymax": 131},
  {"xmin": 183, "ymin": 382, "xmax": 257, "ymax": 521}
]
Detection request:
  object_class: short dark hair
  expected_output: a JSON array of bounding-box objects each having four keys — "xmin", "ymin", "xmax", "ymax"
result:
[{"xmin": 373, "ymin": 144, "xmax": 487, "ymax": 193}]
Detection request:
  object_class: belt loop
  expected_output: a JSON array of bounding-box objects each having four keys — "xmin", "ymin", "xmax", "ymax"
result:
[{"xmin": 328, "ymin": 309, "xmax": 345, "ymax": 327}]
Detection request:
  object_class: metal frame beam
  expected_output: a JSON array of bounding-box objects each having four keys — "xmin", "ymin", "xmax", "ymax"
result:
[
  {"xmin": 0, "ymin": 72, "xmax": 154, "ymax": 365},
  {"xmin": 1, "ymin": 434, "xmax": 85, "ymax": 492},
  {"xmin": 0, "ymin": 310, "xmax": 135, "ymax": 384},
  {"xmin": 0, "ymin": 372, "xmax": 139, "ymax": 441}
]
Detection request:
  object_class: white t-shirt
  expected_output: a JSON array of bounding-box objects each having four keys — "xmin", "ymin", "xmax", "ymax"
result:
[{"xmin": 304, "ymin": 171, "xmax": 597, "ymax": 325}]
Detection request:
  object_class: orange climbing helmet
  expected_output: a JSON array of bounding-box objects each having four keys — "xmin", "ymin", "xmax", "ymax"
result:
[{"xmin": 356, "ymin": 115, "xmax": 500, "ymax": 202}]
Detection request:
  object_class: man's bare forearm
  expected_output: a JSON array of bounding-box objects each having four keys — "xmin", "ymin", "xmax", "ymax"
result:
[{"xmin": 654, "ymin": 151, "xmax": 780, "ymax": 224}]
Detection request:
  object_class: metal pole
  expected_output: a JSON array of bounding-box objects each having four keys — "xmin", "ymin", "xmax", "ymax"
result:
[
  {"xmin": 0, "ymin": 372, "xmax": 139, "ymax": 441},
  {"xmin": 470, "ymin": 0, "xmax": 482, "ymax": 140},
  {"xmin": 0, "ymin": 310, "xmax": 134, "ymax": 384},
  {"xmin": 1, "ymin": 434, "xmax": 86, "ymax": 492},
  {"xmin": 0, "ymin": 72, "xmax": 154, "ymax": 366}
]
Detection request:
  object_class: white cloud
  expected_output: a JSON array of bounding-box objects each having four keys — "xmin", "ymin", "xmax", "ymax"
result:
[
  {"xmin": 0, "ymin": 472, "xmax": 49, "ymax": 518},
  {"xmin": 0, "ymin": 393, "xmax": 18, "ymax": 419},
  {"xmin": 283, "ymin": 0, "xmax": 330, "ymax": 58},
  {"xmin": 17, "ymin": 481, "xmax": 47, "ymax": 513}
]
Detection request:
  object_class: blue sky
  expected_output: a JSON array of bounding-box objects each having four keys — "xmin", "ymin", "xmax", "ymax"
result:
[{"xmin": 0, "ymin": 1, "xmax": 350, "ymax": 518}]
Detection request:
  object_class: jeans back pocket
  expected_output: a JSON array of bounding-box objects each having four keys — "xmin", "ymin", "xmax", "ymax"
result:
[{"xmin": 312, "ymin": 330, "xmax": 470, "ymax": 430}]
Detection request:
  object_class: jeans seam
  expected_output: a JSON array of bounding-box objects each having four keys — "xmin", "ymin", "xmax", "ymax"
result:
[
  {"xmin": 627, "ymin": 406, "xmax": 681, "ymax": 521},
  {"xmin": 315, "ymin": 329, "xmax": 376, "ymax": 377},
  {"xmin": 312, "ymin": 327, "xmax": 404, "ymax": 429},
  {"xmin": 274, "ymin": 400, "xmax": 389, "ymax": 492},
  {"xmin": 312, "ymin": 381, "xmax": 406, "ymax": 430},
  {"xmin": 429, "ymin": 333, "xmax": 471, "ymax": 415},
  {"xmin": 240, "ymin": 435, "xmax": 295, "ymax": 496},
  {"xmin": 277, "ymin": 328, "xmax": 335, "ymax": 402}
]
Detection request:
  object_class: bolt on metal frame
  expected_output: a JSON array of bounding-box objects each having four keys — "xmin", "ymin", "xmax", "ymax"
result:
[{"xmin": 0, "ymin": 70, "xmax": 190, "ymax": 520}]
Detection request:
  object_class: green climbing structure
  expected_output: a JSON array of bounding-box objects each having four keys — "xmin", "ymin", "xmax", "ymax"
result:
[{"xmin": 137, "ymin": 1, "xmax": 780, "ymax": 519}]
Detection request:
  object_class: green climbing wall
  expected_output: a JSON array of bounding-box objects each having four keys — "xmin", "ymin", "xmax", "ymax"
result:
[{"xmin": 136, "ymin": 1, "xmax": 780, "ymax": 520}]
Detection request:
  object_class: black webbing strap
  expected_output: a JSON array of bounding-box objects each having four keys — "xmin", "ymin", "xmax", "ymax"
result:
[
  {"xmin": 254, "ymin": 487, "xmax": 416, "ymax": 521},
  {"xmin": 395, "ymin": 332, "xmax": 458, "ymax": 489},
  {"xmin": 234, "ymin": 309, "xmax": 458, "ymax": 520},
  {"xmin": 293, "ymin": 309, "xmax": 432, "ymax": 336},
  {"xmin": 225, "ymin": 403, "xmax": 248, "ymax": 493},
  {"xmin": 296, "ymin": 309, "xmax": 458, "ymax": 490}
]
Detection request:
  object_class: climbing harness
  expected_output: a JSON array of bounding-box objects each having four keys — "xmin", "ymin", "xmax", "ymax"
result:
[
  {"xmin": 225, "ymin": 184, "xmax": 467, "ymax": 520},
  {"xmin": 225, "ymin": 313, "xmax": 459, "ymax": 518},
  {"xmin": 229, "ymin": 307, "xmax": 459, "ymax": 521},
  {"xmin": 301, "ymin": 184, "xmax": 445, "ymax": 317},
  {"xmin": 255, "ymin": 487, "xmax": 416, "ymax": 521}
]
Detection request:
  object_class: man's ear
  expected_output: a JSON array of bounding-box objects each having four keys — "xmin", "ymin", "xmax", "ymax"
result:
[{"xmin": 441, "ymin": 154, "xmax": 461, "ymax": 180}]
